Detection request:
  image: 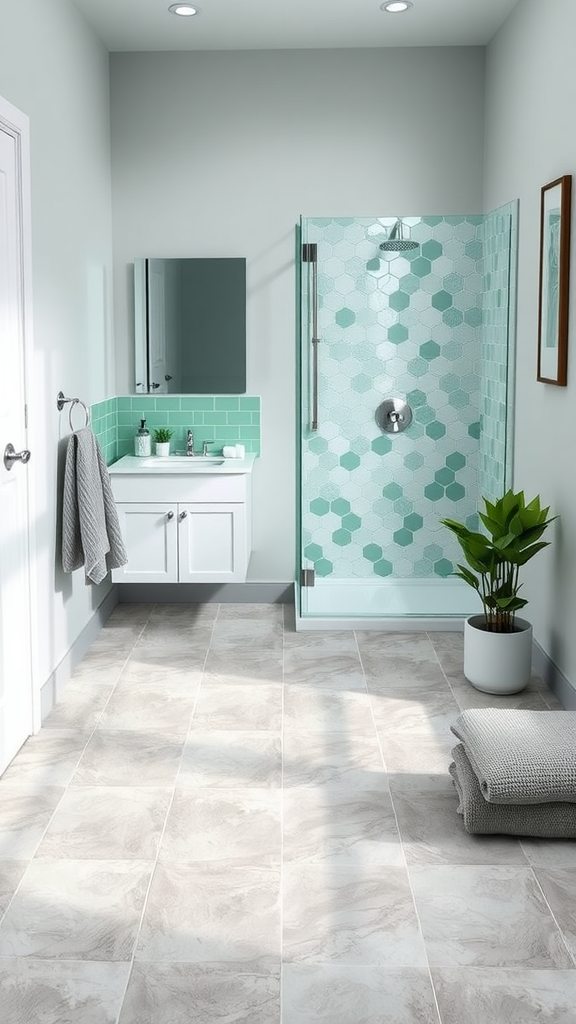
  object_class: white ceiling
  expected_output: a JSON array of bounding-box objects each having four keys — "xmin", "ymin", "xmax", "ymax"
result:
[{"xmin": 70, "ymin": 0, "xmax": 520, "ymax": 53}]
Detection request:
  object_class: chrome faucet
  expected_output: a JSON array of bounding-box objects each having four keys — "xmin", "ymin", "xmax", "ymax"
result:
[
  {"xmin": 186, "ymin": 429, "xmax": 195, "ymax": 456},
  {"xmin": 203, "ymin": 440, "xmax": 214, "ymax": 457}
]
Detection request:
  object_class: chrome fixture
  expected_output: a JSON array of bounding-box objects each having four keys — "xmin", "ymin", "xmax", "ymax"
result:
[
  {"xmin": 203, "ymin": 440, "xmax": 214, "ymax": 457},
  {"xmin": 302, "ymin": 243, "xmax": 320, "ymax": 431},
  {"xmin": 56, "ymin": 391, "xmax": 90, "ymax": 430},
  {"xmin": 375, "ymin": 397, "xmax": 413, "ymax": 434},
  {"xmin": 4, "ymin": 443, "xmax": 31, "ymax": 471},
  {"xmin": 187, "ymin": 429, "xmax": 195, "ymax": 456},
  {"xmin": 379, "ymin": 220, "xmax": 418, "ymax": 252}
]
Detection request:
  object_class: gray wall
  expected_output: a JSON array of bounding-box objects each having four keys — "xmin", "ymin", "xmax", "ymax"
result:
[
  {"xmin": 483, "ymin": 0, "xmax": 576, "ymax": 690},
  {"xmin": 0, "ymin": 0, "xmax": 115, "ymax": 691},
  {"xmin": 110, "ymin": 46, "xmax": 486, "ymax": 581}
]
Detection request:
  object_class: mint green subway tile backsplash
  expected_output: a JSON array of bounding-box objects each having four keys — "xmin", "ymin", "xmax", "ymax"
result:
[{"xmin": 91, "ymin": 396, "xmax": 261, "ymax": 464}]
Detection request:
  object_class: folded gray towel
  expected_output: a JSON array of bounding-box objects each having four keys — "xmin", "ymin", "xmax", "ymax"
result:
[
  {"xmin": 451, "ymin": 709, "xmax": 576, "ymax": 805},
  {"xmin": 62, "ymin": 428, "xmax": 128, "ymax": 585},
  {"xmin": 450, "ymin": 743, "xmax": 576, "ymax": 837}
]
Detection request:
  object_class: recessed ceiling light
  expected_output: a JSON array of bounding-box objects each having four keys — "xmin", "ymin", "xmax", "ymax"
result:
[
  {"xmin": 168, "ymin": 3, "xmax": 200, "ymax": 16},
  {"xmin": 381, "ymin": 1, "xmax": 413, "ymax": 12}
]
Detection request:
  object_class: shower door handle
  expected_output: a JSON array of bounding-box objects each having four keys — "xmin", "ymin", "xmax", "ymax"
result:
[{"xmin": 303, "ymin": 243, "xmax": 319, "ymax": 431}]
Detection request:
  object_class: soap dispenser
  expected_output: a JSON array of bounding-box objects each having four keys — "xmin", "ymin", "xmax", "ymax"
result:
[{"xmin": 134, "ymin": 418, "xmax": 151, "ymax": 457}]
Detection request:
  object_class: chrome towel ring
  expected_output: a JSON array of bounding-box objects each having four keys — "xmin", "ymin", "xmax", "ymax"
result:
[{"xmin": 56, "ymin": 391, "xmax": 91, "ymax": 431}]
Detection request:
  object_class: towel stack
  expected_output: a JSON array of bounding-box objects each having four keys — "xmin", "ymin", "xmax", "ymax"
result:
[{"xmin": 449, "ymin": 708, "xmax": 576, "ymax": 838}]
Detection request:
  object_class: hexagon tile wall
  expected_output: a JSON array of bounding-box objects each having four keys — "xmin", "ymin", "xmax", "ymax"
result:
[{"xmin": 299, "ymin": 210, "xmax": 516, "ymax": 601}]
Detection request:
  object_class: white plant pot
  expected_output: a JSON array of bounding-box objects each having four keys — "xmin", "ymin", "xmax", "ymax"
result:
[
  {"xmin": 155, "ymin": 442, "xmax": 170, "ymax": 457},
  {"xmin": 463, "ymin": 614, "xmax": 533, "ymax": 695}
]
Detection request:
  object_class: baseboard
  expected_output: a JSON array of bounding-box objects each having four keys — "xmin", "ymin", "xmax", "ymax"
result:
[
  {"xmin": 115, "ymin": 582, "xmax": 294, "ymax": 604},
  {"xmin": 532, "ymin": 639, "xmax": 576, "ymax": 711},
  {"xmin": 40, "ymin": 589, "xmax": 119, "ymax": 722}
]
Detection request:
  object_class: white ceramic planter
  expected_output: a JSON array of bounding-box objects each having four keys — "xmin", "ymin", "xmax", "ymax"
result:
[
  {"xmin": 155, "ymin": 442, "xmax": 170, "ymax": 457},
  {"xmin": 463, "ymin": 614, "xmax": 533, "ymax": 695}
]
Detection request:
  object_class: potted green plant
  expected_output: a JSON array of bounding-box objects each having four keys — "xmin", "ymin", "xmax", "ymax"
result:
[
  {"xmin": 441, "ymin": 489, "xmax": 557, "ymax": 694},
  {"xmin": 152, "ymin": 427, "xmax": 174, "ymax": 457}
]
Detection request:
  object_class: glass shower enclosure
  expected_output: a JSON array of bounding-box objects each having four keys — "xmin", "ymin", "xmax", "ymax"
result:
[{"xmin": 297, "ymin": 208, "xmax": 517, "ymax": 626}]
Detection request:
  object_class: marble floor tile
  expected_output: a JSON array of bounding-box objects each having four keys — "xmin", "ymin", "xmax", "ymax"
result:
[
  {"xmin": 369, "ymin": 689, "xmax": 461, "ymax": 738},
  {"xmin": 362, "ymin": 654, "xmax": 451, "ymax": 693},
  {"xmin": 356, "ymin": 631, "xmax": 438, "ymax": 661},
  {"xmin": 96, "ymin": 679, "xmax": 197, "ymax": 734},
  {"xmin": 410, "ymin": 864, "xmax": 573, "ymax": 968},
  {"xmin": 0, "ymin": 859, "xmax": 152, "ymax": 960},
  {"xmin": 519, "ymin": 836, "xmax": 576, "ymax": 869},
  {"xmin": 136, "ymin": 863, "xmax": 281, "ymax": 970},
  {"xmin": 378, "ymin": 731, "xmax": 454, "ymax": 776},
  {"xmin": 283, "ymin": 652, "xmax": 366, "ymax": 692},
  {"xmin": 282, "ymin": 864, "xmax": 427, "ymax": 966},
  {"xmin": 283, "ymin": 784, "xmax": 404, "ymax": 866},
  {"xmin": 282, "ymin": 965, "xmax": 440, "ymax": 1024},
  {"xmin": 282, "ymin": 631, "xmax": 359, "ymax": 654},
  {"xmin": 1, "ymin": 730, "xmax": 88, "ymax": 787},
  {"xmin": 119, "ymin": 648, "xmax": 206, "ymax": 685},
  {"xmin": 190, "ymin": 682, "xmax": 282, "ymax": 731},
  {"xmin": 0, "ymin": 784, "xmax": 65, "ymax": 858},
  {"xmin": 0, "ymin": 958, "xmax": 131, "ymax": 1024},
  {"xmin": 0, "ymin": 860, "xmax": 28, "ymax": 916},
  {"xmin": 216, "ymin": 602, "xmax": 284, "ymax": 623},
  {"xmin": 209, "ymin": 619, "xmax": 284, "ymax": 652},
  {"xmin": 431, "ymin": 966, "xmax": 576, "ymax": 1024},
  {"xmin": 160, "ymin": 788, "xmax": 282, "ymax": 865},
  {"xmin": 178, "ymin": 730, "xmax": 282, "ymax": 788},
  {"xmin": 530, "ymin": 867, "xmax": 576, "ymax": 959},
  {"xmin": 389, "ymin": 773, "xmax": 528, "ymax": 867},
  {"xmin": 283, "ymin": 731, "xmax": 385, "ymax": 790},
  {"xmin": 70, "ymin": 648, "xmax": 131, "ymax": 687},
  {"xmin": 71, "ymin": 729, "xmax": 185, "ymax": 787},
  {"xmin": 283, "ymin": 688, "xmax": 375, "ymax": 736},
  {"xmin": 146, "ymin": 602, "xmax": 219, "ymax": 626},
  {"xmin": 35, "ymin": 786, "xmax": 172, "ymax": 860},
  {"xmin": 43, "ymin": 678, "xmax": 116, "ymax": 732},
  {"xmin": 119, "ymin": 963, "xmax": 281, "ymax": 1024},
  {"xmin": 134, "ymin": 624, "xmax": 214, "ymax": 653},
  {"xmin": 202, "ymin": 648, "xmax": 283, "ymax": 686}
]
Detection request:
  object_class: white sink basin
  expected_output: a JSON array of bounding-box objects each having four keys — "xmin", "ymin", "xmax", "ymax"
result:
[{"xmin": 140, "ymin": 456, "xmax": 225, "ymax": 467}]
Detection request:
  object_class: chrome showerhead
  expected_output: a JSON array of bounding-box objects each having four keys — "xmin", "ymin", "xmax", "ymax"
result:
[{"xmin": 379, "ymin": 219, "xmax": 418, "ymax": 252}]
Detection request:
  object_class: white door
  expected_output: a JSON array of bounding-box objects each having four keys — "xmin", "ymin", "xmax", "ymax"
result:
[
  {"xmin": 178, "ymin": 503, "xmax": 246, "ymax": 582},
  {"xmin": 112, "ymin": 503, "xmax": 179, "ymax": 583},
  {"xmin": 0, "ymin": 98, "xmax": 34, "ymax": 775}
]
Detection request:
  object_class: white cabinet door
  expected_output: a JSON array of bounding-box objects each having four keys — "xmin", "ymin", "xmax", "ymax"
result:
[
  {"xmin": 113, "ymin": 503, "xmax": 178, "ymax": 583},
  {"xmin": 178, "ymin": 503, "xmax": 246, "ymax": 582}
]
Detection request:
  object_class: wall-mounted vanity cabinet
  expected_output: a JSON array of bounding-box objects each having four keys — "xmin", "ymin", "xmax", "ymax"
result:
[{"xmin": 108, "ymin": 456, "xmax": 255, "ymax": 584}]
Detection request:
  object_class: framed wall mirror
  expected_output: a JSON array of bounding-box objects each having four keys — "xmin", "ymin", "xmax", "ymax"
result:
[{"xmin": 134, "ymin": 257, "xmax": 246, "ymax": 394}]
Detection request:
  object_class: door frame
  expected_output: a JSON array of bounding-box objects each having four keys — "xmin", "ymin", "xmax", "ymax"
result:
[{"xmin": 0, "ymin": 93, "xmax": 39, "ymax": 735}]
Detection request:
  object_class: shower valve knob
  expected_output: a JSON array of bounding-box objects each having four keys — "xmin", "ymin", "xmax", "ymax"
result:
[{"xmin": 375, "ymin": 398, "xmax": 413, "ymax": 435}]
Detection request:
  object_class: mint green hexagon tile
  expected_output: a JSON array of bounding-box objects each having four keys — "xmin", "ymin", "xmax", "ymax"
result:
[
  {"xmin": 421, "ymin": 239, "xmax": 443, "ymax": 262},
  {"xmin": 455, "ymin": 255, "xmax": 476, "ymax": 277},
  {"xmin": 419, "ymin": 306, "xmax": 443, "ymax": 329},
  {"xmin": 448, "ymin": 389, "xmax": 470, "ymax": 409},
  {"xmin": 339, "ymin": 451, "xmax": 361, "ymax": 471},
  {"xmin": 431, "ymin": 290, "xmax": 452, "ymax": 312},
  {"xmin": 304, "ymin": 543, "xmax": 324, "ymax": 562},
  {"xmin": 419, "ymin": 340, "xmax": 441, "ymax": 361},
  {"xmin": 442, "ymin": 307, "xmax": 464, "ymax": 328},
  {"xmin": 309, "ymin": 497, "xmax": 330, "ymax": 516},
  {"xmin": 446, "ymin": 481, "xmax": 466, "ymax": 501},
  {"xmin": 308, "ymin": 435, "xmax": 329, "ymax": 455},
  {"xmin": 465, "ymin": 238, "xmax": 483, "ymax": 261},
  {"xmin": 467, "ymin": 420, "xmax": 481, "ymax": 440},
  {"xmin": 415, "ymin": 404, "xmax": 436, "ymax": 425},
  {"xmin": 404, "ymin": 512, "xmax": 424, "ymax": 532},
  {"xmin": 414, "ymin": 557, "xmax": 434, "ymax": 576},
  {"xmin": 424, "ymin": 481, "xmax": 444, "ymax": 501},
  {"xmin": 461, "ymin": 373, "xmax": 479, "ymax": 395},
  {"xmin": 393, "ymin": 528, "xmax": 413, "ymax": 547},
  {"xmin": 335, "ymin": 307, "xmax": 357, "ymax": 328},
  {"xmin": 435, "ymin": 466, "xmax": 455, "ymax": 486},
  {"xmin": 439, "ymin": 372, "xmax": 460, "ymax": 393},
  {"xmin": 431, "ymin": 221, "xmax": 455, "ymax": 243},
  {"xmin": 410, "ymin": 256, "xmax": 432, "ymax": 278},
  {"xmin": 374, "ymin": 558, "xmax": 393, "ymax": 577},
  {"xmin": 330, "ymin": 497, "xmax": 351, "ymax": 517},
  {"xmin": 406, "ymin": 388, "xmax": 427, "ymax": 408},
  {"xmin": 363, "ymin": 543, "xmax": 383, "ymax": 562},
  {"xmin": 315, "ymin": 558, "xmax": 334, "ymax": 577},
  {"xmin": 393, "ymin": 497, "xmax": 413, "ymax": 518},
  {"xmin": 454, "ymin": 221, "xmax": 477, "ymax": 243},
  {"xmin": 382, "ymin": 481, "xmax": 403, "ymax": 501},
  {"xmin": 389, "ymin": 290, "xmax": 411, "ymax": 313},
  {"xmin": 342, "ymin": 513, "xmax": 362, "ymax": 532},
  {"xmin": 407, "ymin": 357, "xmax": 428, "ymax": 378},
  {"xmin": 464, "ymin": 306, "xmax": 483, "ymax": 328},
  {"xmin": 446, "ymin": 452, "xmax": 466, "ymax": 471},
  {"xmin": 387, "ymin": 323, "xmax": 409, "ymax": 345},
  {"xmin": 404, "ymin": 450, "xmax": 424, "ymax": 471},
  {"xmin": 332, "ymin": 528, "xmax": 352, "ymax": 546},
  {"xmin": 425, "ymin": 420, "xmax": 447, "ymax": 440},
  {"xmin": 443, "ymin": 272, "xmax": 464, "ymax": 294},
  {"xmin": 434, "ymin": 557, "xmax": 453, "ymax": 577},
  {"xmin": 424, "ymin": 543, "xmax": 444, "ymax": 562}
]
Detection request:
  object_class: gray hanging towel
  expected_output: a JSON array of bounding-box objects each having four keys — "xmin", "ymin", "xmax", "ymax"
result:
[{"xmin": 62, "ymin": 427, "xmax": 128, "ymax": 585}]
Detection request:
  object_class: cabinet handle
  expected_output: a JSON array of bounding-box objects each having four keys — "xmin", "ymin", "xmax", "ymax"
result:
[
  {"xmin": 179, "ymin": 510, "xmax": 187, "ymax": 520},
  {"xmin": 167, "ymin": 510, "xmax": 174, "ymax": 520}
]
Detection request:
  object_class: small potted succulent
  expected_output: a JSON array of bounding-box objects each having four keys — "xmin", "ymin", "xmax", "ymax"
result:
[
  {"xmin": 441, "ymin": 489, "xmax": 557, "ymax": 694},
  {"xmin": 152, "ymin": 427, "xmax": 174, "ymax": 457}
]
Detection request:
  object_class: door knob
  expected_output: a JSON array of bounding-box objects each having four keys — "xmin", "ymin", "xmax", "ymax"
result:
[
  {"xmin": 4, "ymin": 444, "xmax": 31, "ymax": 471},
  {"xmin": 179, "ymin": 510, "xmax": 188, "ymax": 520}
]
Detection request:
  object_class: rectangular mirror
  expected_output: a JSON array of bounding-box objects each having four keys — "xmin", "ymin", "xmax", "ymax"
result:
[{"xmin": 135, "ymin": 257, "xmax": 246, "ymax": 394}]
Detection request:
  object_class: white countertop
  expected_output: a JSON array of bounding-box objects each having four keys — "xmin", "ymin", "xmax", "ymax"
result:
[{"xmin": 108, "ymin": 453, "xmax": 257, "ymax": 476}]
